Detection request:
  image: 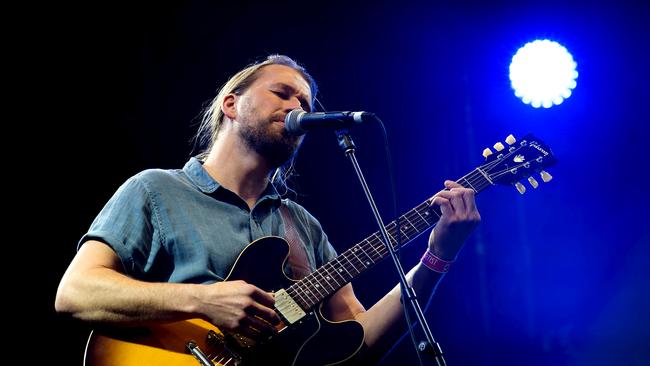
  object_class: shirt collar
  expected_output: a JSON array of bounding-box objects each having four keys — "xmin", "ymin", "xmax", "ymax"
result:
[{"xmin": 183, "ymin": 157, "xmax": 281, "ymax": 204}]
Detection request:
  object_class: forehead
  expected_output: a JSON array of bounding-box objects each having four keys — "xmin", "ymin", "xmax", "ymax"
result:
[{"xmin": 255, "ymin": 64, "xmax": 312, "ymax": 99}]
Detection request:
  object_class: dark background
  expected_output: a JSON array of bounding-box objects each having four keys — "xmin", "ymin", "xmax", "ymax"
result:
[{"xmin": 29, "ymin": 0, "xmax": 649, "ymax": 365}]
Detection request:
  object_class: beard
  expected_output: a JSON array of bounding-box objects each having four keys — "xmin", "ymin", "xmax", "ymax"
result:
[{"xmin": 238, "ymin": 114, "xmax": 303, "ymax": 168}]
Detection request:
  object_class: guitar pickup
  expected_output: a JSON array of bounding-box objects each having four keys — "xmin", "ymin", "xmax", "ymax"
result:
[{"xmin": 274, "ymin": 289, "xmax": 306, "ymax": 324}]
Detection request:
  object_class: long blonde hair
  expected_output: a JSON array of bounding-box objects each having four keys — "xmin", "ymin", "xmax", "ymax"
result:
[{"xmin": 193, "ymin": 55, "xmax": 318, "ymax": 193}]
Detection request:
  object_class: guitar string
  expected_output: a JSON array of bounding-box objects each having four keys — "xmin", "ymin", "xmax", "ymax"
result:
[
  {"xmin": 287, "ymin": 198, "xmax": 438, "ymax": 308},
  {"xmin": 287, "ymin": 175, "xmax": 492, "ymax": 308},
  {"xmin": 285, "ymin": 142, "xmax": 549, "ymax": 309},
  {"xmin": 285, "ymin": 169, "xmax": 493, "ymax": 308},
  {"xmin": 286, "ymin": 144, "xmax": 551, "ymax": 308},
  {"xmin": 209, "ymin": 351, "xmax": 233, "ymax": 366},
  {"xmin": 285, "ymin": 169, "xmax": 494, "ymax": 307}
]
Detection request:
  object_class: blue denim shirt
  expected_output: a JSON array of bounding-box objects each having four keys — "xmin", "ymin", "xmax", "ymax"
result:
[{"xmin": 80, "ymin": 157, "xmax": 337, "ymax": 284}]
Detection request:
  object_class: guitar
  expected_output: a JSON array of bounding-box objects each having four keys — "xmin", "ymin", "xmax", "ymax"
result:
[{"xmin": 84, "ymin": 133, "xmax": 556, "ymax": 366}]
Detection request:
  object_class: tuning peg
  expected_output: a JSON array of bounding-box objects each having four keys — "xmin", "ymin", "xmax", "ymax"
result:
[
  {"xmin": 515, "ymin": 182, "xmax": 526, "ymax": 194},
  {"xmin": 493, "ymin": 142, "xmax": 505, "ymax": 152},
  {"xmin": 505, "ymin": 134, "xmax": 516, "ymax": 145},
  {"xmin": 527, "ymin": 176, "xmax": 539, "ymax": 188},
  {"xmin": 482, "ymin": 148, "xmax": 493, "ymax": 158},
  {"xmin": 540, "ymin": 170, "xmax": 553, "ymax": 182}
]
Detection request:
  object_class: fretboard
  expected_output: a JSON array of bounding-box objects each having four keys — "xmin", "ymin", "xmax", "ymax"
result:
[{"xmin": 284, "ymin": 167, "xmax": 494, "ymax": 311}]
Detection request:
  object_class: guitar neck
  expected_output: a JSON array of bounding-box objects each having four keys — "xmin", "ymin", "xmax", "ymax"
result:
[{"xmin": 285, "ymin": 167, "xmax": 493, "ymax": 310}]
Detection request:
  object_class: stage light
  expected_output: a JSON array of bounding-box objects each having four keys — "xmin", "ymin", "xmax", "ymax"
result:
[{"xmin": 509, "ymin": 39, "xmax": 578, "ymax": 108}]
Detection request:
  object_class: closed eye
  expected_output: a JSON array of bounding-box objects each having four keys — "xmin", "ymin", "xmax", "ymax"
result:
[
  {"xmin": 272, "ymin": 90, "xmax": 311, "ymax": 112},
  {"xmin": 272, "ymin": 90, "xmax": 289, "ymax": 99}
]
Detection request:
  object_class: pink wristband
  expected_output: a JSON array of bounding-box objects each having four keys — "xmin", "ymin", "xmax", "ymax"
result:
[{"xmin": 420, "ymin": 250, "xmax": 454, "ymax": 273}]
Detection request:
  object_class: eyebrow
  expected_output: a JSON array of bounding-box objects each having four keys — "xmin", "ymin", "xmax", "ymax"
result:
[{"xmin": 271, "ymin": 82, "xmax": 312, "ymax": 111}]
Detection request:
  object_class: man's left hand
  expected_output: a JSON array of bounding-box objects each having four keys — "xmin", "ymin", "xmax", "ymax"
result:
[{"xmin": 427, "ymin": 180, "xmax": 481, "ymax": 261}]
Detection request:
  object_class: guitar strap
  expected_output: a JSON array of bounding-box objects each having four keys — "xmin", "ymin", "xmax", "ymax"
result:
[{"xmin": 279, "ymin": 203, "xmax": 312, "ymax": 280}]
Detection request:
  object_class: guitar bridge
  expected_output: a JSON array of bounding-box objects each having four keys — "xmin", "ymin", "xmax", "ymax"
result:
[
  {"xmin": 186, "ymin": 331, "xmax": 243, "ymax": 366},
  {"xmin": 186, "ymin": 341, "xmax": 216, "ymax": 366},
  {"xmin": 207, "ymin": 331, "xmax": 244, "ymax": 365}
]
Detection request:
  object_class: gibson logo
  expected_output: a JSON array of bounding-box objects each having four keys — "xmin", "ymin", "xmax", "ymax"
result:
[{"xmin": 531, "ymin": 142, "xmax": 549, "ymax": 156}]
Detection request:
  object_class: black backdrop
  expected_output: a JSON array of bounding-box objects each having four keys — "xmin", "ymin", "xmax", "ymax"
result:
[{"xmin": 26, "ymin": 1, "xmax": 650, "ymax": 365}]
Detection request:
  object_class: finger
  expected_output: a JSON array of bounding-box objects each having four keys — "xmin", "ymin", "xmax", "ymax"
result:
[
  {"xmin": 248, "ymin": 286, "xmax": 276, "ymax": 308},
  {"xmin": 448, "ymin": 187, "xmax": 477, "ymax": 216},
  {"xmin": 243, "ymin": 285, "xmax": 281, "ymax": 325},
  {"xmin": 449, "ymin": 189, "xmax": 468, "ymax": 214},
  {"xmin": 431, "ymin": 196, "xmax": 452, "ymax": 218},
  {"xmin": 444, "ymin": 180, "xmax": 463, "ymax": 190},
  {"xmin": 244, "ymin": 314, "xmax": 278, "ymax": 337},
  {"xmin": 249, "ymin": 301, "xmax": 282, "ymax": 325},
  {"xmin": 235, "ymin": 323, "xmax": 265, "ymax": 340},
  {"xmin": 428, "ymin": 181, "xmax": 456, "ymax": 203},
  {"xmin": 459, "ymin": 188, "xmax": 478, "ymax": 214},
  {"xmin": 433, "ymin": 190, "xmax": 463, "ymax": 213}
]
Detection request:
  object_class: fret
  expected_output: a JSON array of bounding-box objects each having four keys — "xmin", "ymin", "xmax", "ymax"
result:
[
  {"xmin": 288, "ymin": 281, "xmax": 311, "ymax": 308},
  {"xmin": 313, "ymin": 268, "xmax": 337, "ymax": 293},
  {"xmin": 412, "ymin": 212, "xmax": 427, "ymax": 227},
  {"xmin": 461, "ymin": 176, "xmax": 477, "ymax": 192},
  {"xmin": 288, "ymin": 169, "xmax": 488, "ymax": 312},
  {"xmin": 298, "ymin": 276, "xmax": 324, "ymax": 308},
  {"xmin": 356, "ymin": 245, "xmax": 375, "ymax": 266},
  {"xmin": 299, "ymin": 282, "xmax": 318, "ymax": 307},
  {"xmin": 457, "ymin": 170, "xmax": 494, "ymax": 194},
  {"xmin": 322, "ymin": 263, "xmax": 343, "ymax": 288},
  {"xmin": 341, "ymin": 252, "xmax": 363, "ymax": 274},
  {"xmin": 370, "ymin": 233, "xmax": 385, "ymax": 254},
  {"xmin": 307, "ymin": 265, "xmax": 337, "ymax": 300},
  {"xmin": 309, "ymin": 277, "xmax": 326, "ymax": 299},
  {"xmin": 333, "ymin": 256, "xmax": 354, "ymax": 280},
  {"xmin": 349, "ymin": 247, "xmax": 369, "ymax": 269},
  {"xmin": 385, "ymin": 231, "xmax": 396, "ymax": 248},
  {"xmin": 402, "ymin": 214, "xmax": 414, "ymax": 227},
  {"xmin": 414, "ymin": 207, "xmax": 430, "ymax": 224},
  {"xmin": 397, "ymin": 225, "xmax": 411, "ymax": 241},
  {"xmin": 326, "ymin": 258, "xmax": 349, "ymax": 285},
  {"xmin": 303, "ymin": 275, "xmax": 325, "ymax": 298},
  {"xmin": 424, "ymin": 206, "xmax": 440, "ymax": 220},
  {"xmin": 389, "ymin": 216, "xmax": 413, "ymax": 242},
  {"xmin": 402, "ymin": 215, "xmax": 416, "ymax": 233},
  {"xmin": 401, "ymin": 212, "xmax": 422, "ymax": 233},
  {"xmin": 407, "ymin": 209, "xmax": 429, "ymax": 231},
  {"xmin": 365, "ymin": 237, "xmax": 382, "ymax": 258}
]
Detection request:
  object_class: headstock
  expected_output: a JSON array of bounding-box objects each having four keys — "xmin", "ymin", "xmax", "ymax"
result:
[{"xmin": 480, "ymin": 133, "xmax": 556, "ymax": 194}]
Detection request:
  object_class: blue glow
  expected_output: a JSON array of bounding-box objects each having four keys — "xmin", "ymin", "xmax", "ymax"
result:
[{"xmin": 509, "ymin": 39, "xmax": 578, "ymax": 108}]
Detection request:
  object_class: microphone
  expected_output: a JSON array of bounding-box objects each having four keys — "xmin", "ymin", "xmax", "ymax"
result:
[{"xmin": 284, "ymin": 109, "xmax": 374, "ymax": 136}]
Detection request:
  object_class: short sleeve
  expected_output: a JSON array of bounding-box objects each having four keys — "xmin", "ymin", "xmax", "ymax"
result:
[{"xmin": 78, "ymin": 174, "xmax": 165, "ymax": 278}]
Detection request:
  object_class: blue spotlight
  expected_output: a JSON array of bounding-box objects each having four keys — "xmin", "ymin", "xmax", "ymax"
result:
[{"xmin": 509, "ymin": 39, "xmax": 578, "ymax": 108}]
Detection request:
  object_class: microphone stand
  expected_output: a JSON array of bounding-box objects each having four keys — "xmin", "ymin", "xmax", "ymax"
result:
[{"xmin": 335, "ymin": 129, "xmax": 447, "ymax": 366}]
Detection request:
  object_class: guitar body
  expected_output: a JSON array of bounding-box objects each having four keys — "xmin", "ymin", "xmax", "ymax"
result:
[{"xmin": 84, "ymin": 236, "xmax": 365, "ymax": 366}]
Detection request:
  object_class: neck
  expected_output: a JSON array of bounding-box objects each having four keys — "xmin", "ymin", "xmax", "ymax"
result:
[{"xmin": 203, "ymin": 129, "xmax": 273, "ymax": 209}]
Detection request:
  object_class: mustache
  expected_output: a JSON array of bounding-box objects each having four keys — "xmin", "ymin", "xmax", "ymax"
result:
[{"xmin": 271, "ymin": 112, "xmax": 288, "ymax": 123}]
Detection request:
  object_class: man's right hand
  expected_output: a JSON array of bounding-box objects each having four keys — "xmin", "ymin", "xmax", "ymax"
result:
[
  {"xmin": 56, "ymin": 241, "xmax": 281, "ymax": 340},
  {"xmin": 199, "ymin": 280, "xmax": 281, "ymax": 340}
]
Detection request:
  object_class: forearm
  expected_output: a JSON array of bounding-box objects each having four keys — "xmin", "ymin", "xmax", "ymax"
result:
[
  {"xmin": 357, "ymin": 262, "xmax": 444, "ymax": 349},
  {"xmin": 56, "ymin": 241, "xmax": 280, "ymax": 337},
  {"xmin": 55, "ymin": 266, "xmax": 203, "ymax": 326}
]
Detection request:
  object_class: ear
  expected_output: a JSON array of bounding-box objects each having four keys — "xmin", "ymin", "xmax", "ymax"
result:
[{"xmin": 221, "ymin": 93, "xmax": 237, "ymax": 120}]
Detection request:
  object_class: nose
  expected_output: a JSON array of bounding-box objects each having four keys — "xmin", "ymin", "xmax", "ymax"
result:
[{"xmin": 285, "ymin": 97, "xmax": 303, "ymax": 112}]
